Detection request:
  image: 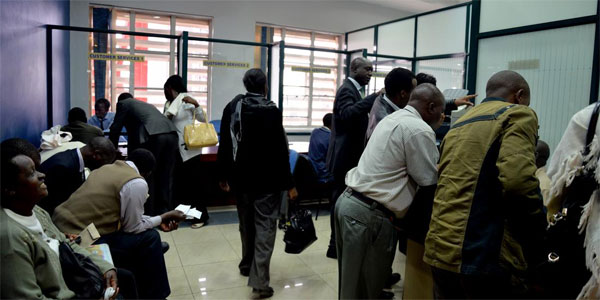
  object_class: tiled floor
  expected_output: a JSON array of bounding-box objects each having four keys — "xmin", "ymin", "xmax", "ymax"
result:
[{"xmin": 161, "ymin": 211, "xmax": 406, "ymax": 299}]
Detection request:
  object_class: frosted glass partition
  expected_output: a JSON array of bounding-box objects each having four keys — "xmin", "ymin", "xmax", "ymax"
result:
[
  {"xmin": 476, "ymin": 24, "xmax": 595, "ymax": 152},
  {"xmin": 347, "ymin": 28, "xmax": 374, "ymax": 52},
  {"xmin": 416, "ymin": 6, "xmax": 467, "ymax": 57},
  {"xmin": 415, "ymin": 57, "xmax": 465, "ymax": 92},
  {"xmin": 378, "ymin": 19, "xmax": 415, "ymax": 57},
  {"xmin": 366, "ymin": 58, "xmax": 412, "ymax": 95},
  {"xmin": 480, "ymin": 0, "xmax": 598, "ymax": 33}
]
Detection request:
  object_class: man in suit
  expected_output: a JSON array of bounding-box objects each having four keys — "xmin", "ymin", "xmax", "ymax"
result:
[
  {"xmin": 326, "ymin": 57, "xmax": 380, "ymax": 259},
  {"xmin": 39, "ymin": 137, "xmax": 116, "ymax": 215},
  {"xmin": 60, "ymin": 107, "xmax": 104, "ymax": 144},
  {"xmin": 109, "ymin": 93, "xmax": 178, "ymax": 215}
]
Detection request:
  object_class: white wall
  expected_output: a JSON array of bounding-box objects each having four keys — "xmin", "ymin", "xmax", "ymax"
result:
[{"xmin": 69, "ymin": 0, "xmax": 410, "ymax": 122}]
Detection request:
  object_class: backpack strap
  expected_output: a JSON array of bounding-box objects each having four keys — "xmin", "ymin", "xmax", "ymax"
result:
[
  {"xmin": 452, "ymin": 104, "xmax": 517, "ymax": 129},
  {"xmin": 583, "ymin": 101, "xmax": 600, "ymax": 156}
]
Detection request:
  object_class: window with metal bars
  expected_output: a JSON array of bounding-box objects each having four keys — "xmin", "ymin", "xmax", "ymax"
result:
[
  {"xmin": 258, "ymin": 25, "xmax": 342, "ymax": 128},
  {"xmin": 89, "ymin": 7, "xmax": 211, "ymax": 115}
]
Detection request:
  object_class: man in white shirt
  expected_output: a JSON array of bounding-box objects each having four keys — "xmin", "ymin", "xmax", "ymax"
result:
[
  {"xmin": 334, "ymin": 83, "xmax": 445, "ymax": 299},
  {"xmin": 53, "ymin": 149, "xmax": 186, "ymax": 299}
]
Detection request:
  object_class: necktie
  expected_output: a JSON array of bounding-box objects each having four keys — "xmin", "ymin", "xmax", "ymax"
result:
[{"xmin": 99, "ymin": 118, "xmax": 104, "ymax": 130}]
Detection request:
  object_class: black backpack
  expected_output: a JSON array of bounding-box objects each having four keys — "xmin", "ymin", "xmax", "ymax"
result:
[{"xmin": 58, "ymin": 242, "xmax": 104, "ymax": 299}]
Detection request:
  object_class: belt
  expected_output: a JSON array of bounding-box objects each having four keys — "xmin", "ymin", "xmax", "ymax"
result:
[{"xmin": 347, "ymin": 188, "xmax": 395, "ymax": 219}]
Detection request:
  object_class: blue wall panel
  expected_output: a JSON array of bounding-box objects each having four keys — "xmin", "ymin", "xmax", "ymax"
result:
[{"xmin": 1, "ymin": 0, "xmax": 70, "ymax": 147}]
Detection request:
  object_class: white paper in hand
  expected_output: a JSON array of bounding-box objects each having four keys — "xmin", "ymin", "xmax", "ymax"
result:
[
  {"xmin": 186, "ymin": 208, "xmax": 203, "ymax": 220},
  {"xmin": 175, "ymin": 204, "xmax": 191, "ymax": 214}
]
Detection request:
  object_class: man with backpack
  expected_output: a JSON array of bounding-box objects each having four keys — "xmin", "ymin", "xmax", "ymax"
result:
[{"xmin": 217, "ymin": 68, "xmax": 297, "ymax": 299}]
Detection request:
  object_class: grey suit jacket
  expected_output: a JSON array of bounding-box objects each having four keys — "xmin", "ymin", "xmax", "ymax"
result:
[{"xmin": 109, "ymin": 97, "xmax": 177, "ymax": 150}]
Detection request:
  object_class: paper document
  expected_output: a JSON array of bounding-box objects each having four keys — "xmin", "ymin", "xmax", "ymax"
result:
[
  {"xmin": 443, "ymin": 88, "xmax": 469, "ymax": 101},
  {"xmin": 86, "ymin": 243, "xmax": 114, "ymax": 265},
  {"xmin": 175, "ymin": 204, "xmax": 203, "ymax": 220},
  {"xmin": 78, "ymin": 223, "xmax": 101, "ymax": 248}
]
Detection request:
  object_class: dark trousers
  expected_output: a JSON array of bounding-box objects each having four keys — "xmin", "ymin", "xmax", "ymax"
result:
[
  {"xmin": 173, "ymin": 154, "xmax": 209, "ymax": 223},
  {"xmin": 328, "ymin": 177, "xmax": 346, "ymax": 249},
  {"xmin": 116, "ymin": 268, "xmax": 139, "ymax": 299},
  {"xmin": 140, "ymin": 132, "xmax": 178, "ymax": 215},
  {"xmin": 431, "ymin": 266, "xmax": 518, "ymax": 299},
  {"xmin": 237, "ymin": 192, "xmax": 281, "ymax": 290},
  {"xmin": 96, "ymin": 229, "xmax": 170, "ymax": 299}
]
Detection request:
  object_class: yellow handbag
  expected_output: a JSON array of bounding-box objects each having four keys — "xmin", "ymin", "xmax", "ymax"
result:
[{"xmin": 183, "ymin": 108, "xmax": 218, "ymax": 148}]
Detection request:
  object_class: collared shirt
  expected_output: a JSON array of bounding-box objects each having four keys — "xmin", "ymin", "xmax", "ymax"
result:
[
  {"xmin": 383, "ymin": 94, "xmax": 400, "ymax": 111},
  {"xmin": 346, "ymin": 105, "xmax": 439, "ymax": 217},
  {"xmin": 88, "ymin": 112, "xmax": 115, "ymax": 131},
  {"xmin": 119, "ymin": 161, "xmax": 161, "ymax": 233},
  {"xmin": 347, "ymin": 77, "xmax": 362, "ymax": 93}
]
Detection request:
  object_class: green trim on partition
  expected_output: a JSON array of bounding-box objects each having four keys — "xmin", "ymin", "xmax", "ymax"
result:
[
  {"xmin": 278, "ymin": 41, "xmax": 285, "ymax": 109},
  {"xmin": 366, "ymin": 53, "xmax": 413, "ymax": 61},
  {"xmin": 412, "ymin": 16, "xmax": 418, "ymax": 73},
  {"xmin": 287, "ymin": 132, "xmax": 311, "ymax": 136},
  {"xmin": 414, "ymin": 53, "xmax": 467, "ymax": 61},
  {"xmin": 463, "ymin": 3, "xmax": 471, "ymax": 89},
  {"xmin": 181, "ymin": 31, "xmax": 188, "ymax": 87},
  {"xmin": 466, "ymin": 0, "xmax": 480, "ymax": 95},
  {"xmin": 267, "ymin": 45, "xmax": 273, "ymax": 102},
  {"xmin": 344, "ymin": 33, "xmax": 349, "ymax": 78},
  {"xmin": 478, "ymin": 15, "xmax": 598, "ymax": 40},
  {"xmin": 590, "ymin": 0, "xmax": 600, "ymax": 104},
  {"xmin": 345, "ymin": 1, "xmax": 471, "ymax": 35}
]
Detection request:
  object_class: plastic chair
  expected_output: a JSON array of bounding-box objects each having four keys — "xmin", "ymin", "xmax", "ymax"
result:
[
  {"xmin": 292, "ymin": 154, "xmax": 331, "ymax": 220},
  {"xmin": 209, "ymin": 120, "xmax": 221, "ymax": 142}
]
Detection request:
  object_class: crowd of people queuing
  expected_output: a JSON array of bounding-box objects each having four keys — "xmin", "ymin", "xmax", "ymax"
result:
[{"xmin": 1, "ymin": 59, "xmax": 599, "ymax": 299}]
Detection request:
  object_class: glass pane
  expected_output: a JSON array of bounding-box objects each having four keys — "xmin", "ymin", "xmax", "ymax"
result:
[
  {"xmin": 476, "ymin": 24, "xmax": 595, "ymax": 152},
  {"xmin": 134, "ymin": 13, "xmax": 170, "ymax": 35},
  {"xmin": 378, "ymin": 18, "xmax": 415, "ymax": 57},
  {"xmin": 417, "ymin": 6, "xmax": 466, "ymax": 56},
  {"xmin": 285, "ymin": 29, "xmax": 312, "ymax": 47},
  {"xmin": 366, "ymin": 58, "xmax": 412, "ymax": 95},
  {"xmin": 132, "ymin": 88, "xmax": 166, "ymax": 112},
  {"xmin": 347, "ymin": 28, "xmax": 374, "ymax": 52},
  {"xmin": 480, "ymin": 0, "xmax": 598, "ymax": 33},
  {"xmin": 416, "ymin": 57, "xmax": 465, "ymax": 92},
  {"xmin": 314, "ymin": 33, "xmax": 339, "ymax": 50},
  {"xmin": 175, "ymin": 17, "xmax": 210, "ymax": 56}
]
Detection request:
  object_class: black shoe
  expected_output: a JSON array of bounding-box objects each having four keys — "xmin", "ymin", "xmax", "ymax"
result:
[
  {"xmin": 379, "ymin": 290, "xmax": 394, "ymax": 299},
  {"xmin": 161, "ymin": 242, "xmax": 170, "ymax": 254},
  {"xmin": 326, "ymin": 246, "xmax": 337, "ymax": 259},
  {"xmin": 385, "ymin": 273, "xmax": 401, "ymax": 288},
  {"xmin": 252, "ymin": 287, "xmax": 274, "ymax": 299},
  {"xmin": 240, "ymin": 268, "xmax": 250, "ymax": 277}
]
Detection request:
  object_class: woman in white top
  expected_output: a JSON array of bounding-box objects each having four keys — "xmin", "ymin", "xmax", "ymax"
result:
[{"xmin": 163, "ymin": 75, "xmax": 209, "ymax": 228}]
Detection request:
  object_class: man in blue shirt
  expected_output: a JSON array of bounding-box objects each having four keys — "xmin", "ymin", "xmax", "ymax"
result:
[
  {"xmin": 88, "ymin": 98, "xmax": 114, "ymax": 130},
  {"xmin": 308, "ymin": 113, "xmax": 333, "ymax": 183}
]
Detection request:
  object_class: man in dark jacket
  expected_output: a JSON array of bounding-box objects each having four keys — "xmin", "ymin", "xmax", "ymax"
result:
[
  {"xmin": 325, "ymin": 57, "xmax": 380, "ymax": 258},
  {"xmin": 60, "ymin": 107, "xmax": 104, "ymax": 144},
  {"xmin": 109, "ymin": 93, "xmax": 178, "ymax": 215},
  {"xmin": 217, "ymin": 68, "xmax": 297, "ymax": 299},
  {"xmin": 39, "ymin": 137, "xmax": 115, "ymax": 215}
]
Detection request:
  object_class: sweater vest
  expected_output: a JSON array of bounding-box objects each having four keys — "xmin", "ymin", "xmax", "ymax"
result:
[{"xmin": 52, "ymin": 160, "xmax": 142, "ymax": 235}]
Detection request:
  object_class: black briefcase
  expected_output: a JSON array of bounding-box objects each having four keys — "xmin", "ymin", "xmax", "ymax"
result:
[{"xmin": 282, "ymin": 208, "xmax": 318, "ymax": 254}]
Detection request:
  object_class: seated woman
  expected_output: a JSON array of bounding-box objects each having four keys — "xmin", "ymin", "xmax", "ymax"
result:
[{"xmin": 0, "ymin": 143, "xmax": 119, "ymax": 298}]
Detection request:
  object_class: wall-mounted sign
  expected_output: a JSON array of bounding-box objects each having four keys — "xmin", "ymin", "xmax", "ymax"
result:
[
  {"xmin": 372, "ymin": 72, "xmax": 388, "ymax": 78},
  {"xmin": 203, "ymin": 60, "xmax": 250, "ymax": 69},
  {"xmin": 291, "ymin": 66, "xmax": 331, "ymax": 74},
  {"xmin": 88, "ymin": 53, "xmax": 145, "ymax": 62}
]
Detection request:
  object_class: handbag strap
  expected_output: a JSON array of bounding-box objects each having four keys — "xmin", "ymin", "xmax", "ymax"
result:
[
  {"xmin": 583, "ymin": 101, "xmax": 600, "ymax": 156},
  {"xmin": 191, "ymin": 106, "xmax": 210, "ymax": 124}
]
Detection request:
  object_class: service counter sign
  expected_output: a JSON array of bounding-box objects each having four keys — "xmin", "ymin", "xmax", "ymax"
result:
[
  {"xmin": 291, "ymin": 66, "xmax": 331, "ymax": 74},
  {"xmin": 89, "ymin": 53, "xmax": 145, "ymax": 62},
  {"xmin": 203, "ymin": 60, "xmax": 250, "ymax": 69},
  {"xmin": 372, "ymin": 72, "xmax": 388, "ymax": 78}
]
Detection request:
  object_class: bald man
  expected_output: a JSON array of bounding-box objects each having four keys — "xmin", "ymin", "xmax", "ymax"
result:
[
  {"xmin": 334, "ymin": 83, "xmax": 445, "ymax": 299},
  {"xmin": 424, "ymin": 70, "xmax": 546, "ymax": 298},
  {"xmin": 39, "ymin": 137, "xmax": 116, "ymax": 215},
  {"xmin": 326, "ymin": 57, "xmax": 381, "ymax": 258}
]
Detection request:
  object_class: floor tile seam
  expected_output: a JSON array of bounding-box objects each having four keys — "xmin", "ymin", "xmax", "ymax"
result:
[{"xmin": 181, "ymin": 258, "xmax": 241, "ymax": 269}]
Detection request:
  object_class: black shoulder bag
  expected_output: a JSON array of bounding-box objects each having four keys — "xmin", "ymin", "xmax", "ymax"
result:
[
  {"xmin": 58, "ymin": 241, "xmax": 104, "ymax": 299},
  {"xmin": 538, "ymin": 101, "xmax": 600, "ymax": 299},
  {"xmin": 282, "ymin": 205, "xmax": 318, "ymax": 254}
]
